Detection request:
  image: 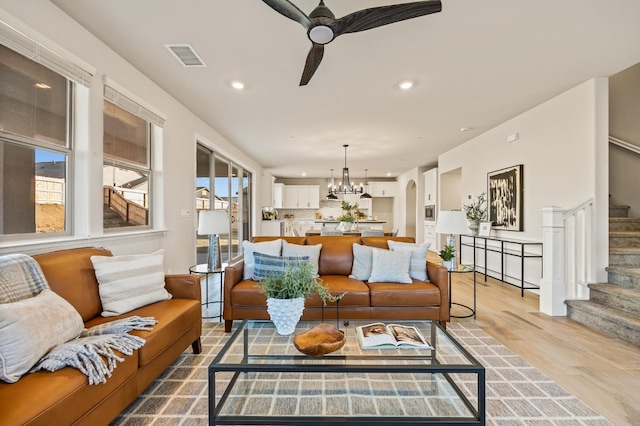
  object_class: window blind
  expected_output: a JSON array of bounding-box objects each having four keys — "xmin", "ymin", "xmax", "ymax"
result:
[
  {"xmin": 104, "ymin": 85, "xmax": 165, "ymax": 128},
  {"xmin": 0, "ymin": 19, "xmax": 92, "ymax": 87}
]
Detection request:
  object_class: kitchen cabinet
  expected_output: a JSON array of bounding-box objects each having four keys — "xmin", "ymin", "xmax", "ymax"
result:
[
  {"xmin": 273, "ymin": 183, "xmax": 284, "ymax": 208},
  {"xmin": 369, "ymin": 181, "xmax": 397, "ymax": 197},
  {"xmin": 424, "ymin": 221, "xmax": 438, "ymax": 252},
  {"xmin": 283, "ymin": 185, "xmax": 320, "ymax": 209},
  {"xmin": 423, "ymin": 168, "xmax": 437, "ymax": 205}
]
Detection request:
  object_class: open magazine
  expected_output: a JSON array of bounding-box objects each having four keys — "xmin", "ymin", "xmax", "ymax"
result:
[{"xmin": 355, "ymin": 322, "xmax": 433, "ymax": 349}]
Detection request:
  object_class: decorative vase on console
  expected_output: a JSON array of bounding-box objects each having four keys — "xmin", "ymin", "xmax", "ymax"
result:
[{"xmin": 463, "ymin": 192, "xmax": 487, "ymax": 236}]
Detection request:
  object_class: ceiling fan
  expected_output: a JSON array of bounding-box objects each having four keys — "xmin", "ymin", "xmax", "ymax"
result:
[{"xmin": 262, "ymin": 0, "xmax": 442, "ymax": 86}]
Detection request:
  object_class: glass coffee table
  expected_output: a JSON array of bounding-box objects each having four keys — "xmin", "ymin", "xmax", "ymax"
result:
[{"xmin": 209, "ymin": 320, "xmax": 485, "ymax": 425}]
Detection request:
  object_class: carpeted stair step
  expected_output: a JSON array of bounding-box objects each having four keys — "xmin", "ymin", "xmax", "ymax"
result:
[
  {"xmin": 566, "ymin": 300, "xmax": 640, "ymax": 346},
  {"xmin": 609, "ymin": 231, "xmax": 640, "ymax": 248},
  {"xmin": 609, "ymin": 217, "xmax": 640, "ymax": 232},
  {"xmin": 588, "ymin": 283, "xmax": 640, "ymax": 316},
  {"xmin": 607, "ymin": 266, "xmax": 640, "ymax": 289},
  {"xmin": 609, "ymin": 205, "xmax": 631, "ymax": 218},
  {"xmin": 609, "ymin": 247, "xmax": 640, "ymax": 267}
]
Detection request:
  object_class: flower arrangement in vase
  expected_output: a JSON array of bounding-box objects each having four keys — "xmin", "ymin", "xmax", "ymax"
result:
[{"xmin": 463, "ymin": 192, "xmax": 487, "ymax": 235}]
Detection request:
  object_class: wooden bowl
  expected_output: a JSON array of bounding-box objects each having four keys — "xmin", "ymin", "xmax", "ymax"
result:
[{"xmin": 293, "ymin": 323, "xmax": 346, "ymax": 356}]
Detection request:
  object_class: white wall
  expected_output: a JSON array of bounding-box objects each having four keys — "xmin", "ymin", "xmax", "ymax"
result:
[
  {"xmin": 0, "ymin": 2, "xmax": 263, "ymax": 273},
  {"xmin": 438, "ymin": 78, "xmax": 610, "ymax": 283}
]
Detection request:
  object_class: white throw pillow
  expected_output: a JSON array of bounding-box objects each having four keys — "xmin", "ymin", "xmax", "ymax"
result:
[
  {"xmin": 387, "ymin": 240, "xmax": 431, "ymax": 281},
  {"xmin": 242, "ymin": 239, "xmax": 283, "ymax": 280},
  {"xmin": 349, "ymin": 243, "xmax": 374, "ymax": 280},
  {"xmin": 368, "ymin": 249, "xmax": 413, "ymax": 284},
  {"xmin": 0, "ymin": 289, "xmax": 84, "ymax": 383},
  {"xmin": 91, "ymin": 250, "xmax": 171, "ymax": 317},
  {"xmin": 282, "ymin": 241, "xmax": 322, "ymax": 276}
]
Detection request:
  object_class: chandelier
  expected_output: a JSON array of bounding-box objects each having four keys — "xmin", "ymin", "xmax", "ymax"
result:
[{"xmin": 326, "ymin": 145, "xmax": 367, "ymax": 199}]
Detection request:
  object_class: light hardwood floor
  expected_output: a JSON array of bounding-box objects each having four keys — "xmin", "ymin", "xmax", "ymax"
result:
[{"xmin": 441, "ymin": 259, "xmax": 640, "ymax": 425}]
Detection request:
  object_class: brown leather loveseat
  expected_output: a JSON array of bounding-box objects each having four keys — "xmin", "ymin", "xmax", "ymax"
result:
[
  {"xmin": 0, "ymin": 247, "xmax": 202, "ymax": 426},
  {"xmin": 224, "ymin": 236, "xmax": 449, "ymax": 332}
]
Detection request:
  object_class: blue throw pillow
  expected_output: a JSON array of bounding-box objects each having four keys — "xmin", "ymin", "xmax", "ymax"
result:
[{"xmin": 252, "ymin": 252, "xmax": 310, "ymax": 282}]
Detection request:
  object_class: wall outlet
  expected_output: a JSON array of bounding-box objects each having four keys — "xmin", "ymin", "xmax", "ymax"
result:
[{"xmin": 181, "ymin": 209, "xmax": 191, "ymax": 217}]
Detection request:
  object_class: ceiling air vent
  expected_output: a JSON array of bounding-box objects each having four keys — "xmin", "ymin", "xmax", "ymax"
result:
[{"xmin": 164, "ymin": 44, "xmax": 206, "ymax": 67}]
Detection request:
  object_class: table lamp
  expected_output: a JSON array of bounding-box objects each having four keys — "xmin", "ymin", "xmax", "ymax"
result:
[
  {"xmin": 435, "ymin": 210, "xmax": 469, "ymax": 270},
  {"xmin": 197, "ymin": 210, "xmax": 228, "ymax": 271}
]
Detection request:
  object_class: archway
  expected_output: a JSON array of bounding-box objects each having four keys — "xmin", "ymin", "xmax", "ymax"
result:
[{"xmin": 404, "ymin": 179, "xmax": 417, "ymax": 238}]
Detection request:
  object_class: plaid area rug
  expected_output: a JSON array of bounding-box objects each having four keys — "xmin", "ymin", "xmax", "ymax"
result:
[{"xmin": 112, "ymin": 322, "xmax": 611, "ymax": 425}]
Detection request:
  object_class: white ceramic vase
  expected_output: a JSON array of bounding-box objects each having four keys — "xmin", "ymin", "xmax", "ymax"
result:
[
  {"xmin": 468, "ymin": 220, "xmax": 480, "ymax": 235},
  {"xmin": 266, "ymin": 297, "xmax": 305, "ymax": 335},
  {"xmin": 442, "ymin": 260, "xmax": 454, "ymax": 271}
]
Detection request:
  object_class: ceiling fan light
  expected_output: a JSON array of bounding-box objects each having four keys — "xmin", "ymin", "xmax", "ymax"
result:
[{"xmin": 309, "ymin": 26, "xmax": 334, "ymax": 44}]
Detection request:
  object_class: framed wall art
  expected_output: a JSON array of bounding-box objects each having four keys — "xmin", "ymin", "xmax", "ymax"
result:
[{"xmin": 487, "ymin": 164, "xmax": 523, "ymax": 231}]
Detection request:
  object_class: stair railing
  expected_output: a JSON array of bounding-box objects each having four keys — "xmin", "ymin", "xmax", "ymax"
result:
[
  {"xmin": 609, "ymin": 136, "xmax": 640, "ymax": 156},
  {"xmin": 540, "ymin": 199, "xmax": 594, "ymax": 316},
  {"xmin": 563, "ymin": 198, "xmax": 595, "ymax": 300}
]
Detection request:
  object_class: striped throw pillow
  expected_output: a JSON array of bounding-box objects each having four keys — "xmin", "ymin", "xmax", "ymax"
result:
[
  {"xmin": 252, "ymin": 252, "xmax": 309, "ymax": 282},
  {"xmin": 90, "ymin": 250, "xmax": 171, "ymax": 317}
]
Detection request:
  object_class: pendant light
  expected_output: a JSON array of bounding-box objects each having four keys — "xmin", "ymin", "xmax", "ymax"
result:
[
  {"xmin": 327, "ymin": 145, "xmax": 363, "ymax": 197},
  {"xmin": 360, "ymin": 169, "xmax": 372, "ymax": 199},
  {"xmin": 326, "ymin": 168, "xmax": 338, "ymax": 200}
]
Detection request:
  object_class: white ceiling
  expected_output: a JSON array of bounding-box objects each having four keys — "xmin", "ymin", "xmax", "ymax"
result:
[{"xmin": 50, "ymin": 0, "xmax": 640, "ymax": 179}]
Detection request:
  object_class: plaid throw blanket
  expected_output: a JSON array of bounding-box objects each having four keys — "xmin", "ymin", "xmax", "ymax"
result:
[
  {"xmin": 31, "ymin": 316, "xmax": 157, "ymax": 385},
  {"xmin": 0, "ymin": 254, "xmax": 49, "ymax": 303}
]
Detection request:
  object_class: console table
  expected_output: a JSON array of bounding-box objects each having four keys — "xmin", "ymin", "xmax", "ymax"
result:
[{"xmin": 460, "ymin": 235, "xmax": 542, "ymax": 297}]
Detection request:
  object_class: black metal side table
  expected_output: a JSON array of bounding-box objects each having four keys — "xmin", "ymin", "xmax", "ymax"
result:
[
  {"xmin": 448, "ymin": 264, "xmax": 477, "ymax": 319},
  {"xmin": 189, "ymin": 263, "xmax": 226, "ymax": 321}
]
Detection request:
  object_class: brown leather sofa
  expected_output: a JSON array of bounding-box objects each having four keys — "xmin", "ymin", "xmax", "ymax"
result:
[
  {"xmin": 224, "ymin": 236, "xmax": 449, "ymax": 332},
  {"xmin": 0, "ymin": 247, "xmax": 202, "ymax": 426}
]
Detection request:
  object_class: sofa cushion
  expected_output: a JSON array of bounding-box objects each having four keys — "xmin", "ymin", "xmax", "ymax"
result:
[
  {"xmin": 349, "ymin": 243, "xmax": 373, "ymax": 281},
  {"xmin": 91, "ymin": 250, "xmax": 172, "ymax": 317},
  {"xmin": 368, "ymin": 281, "xmax": 442, "ymax": 307},
  {"xmin": 307, "ymin": 236, "xmax": 361, "ymax": 276},
  {"xmin": 305, "ymin": 275, "xmax": 371, "ymax": 307},
  {"xmin": 0, "ymin": 254, "xmax": 49, "ymax": 303},
  {"xmin": 368, "ymin": 249, "xmax": 413, "ymax": 284},
  {"xmin": 252, "ymin": 252, "xmax": 309, "ymax": 281},
  {"xmin": 242, "ymin": 239, "xmax": 283, "ymax": 280},
  {"xmin": 85, "ymin": 298, "xmax": 201, "ymax": 367},
  {"xmin": 387, "ymin": 240, "xmax": 430, "ymax": 281},
  {"xmin": 282, "ymin": 240, "xmax": 322, "ymax": 276},
  {"xmin": 0, "ymin": 288, "xmax": 84, "ymax": 383}
]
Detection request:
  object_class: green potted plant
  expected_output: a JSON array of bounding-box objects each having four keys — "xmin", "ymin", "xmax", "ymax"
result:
[
  {"xmin": 439, "ymin": 244, "xmax": 456, "ymax": 271},
  {"xmin": 463, "ymin": 192, "xmax": 487, "ymax": 235},
  {"xmin": 256, "ymin": 261, "xmax": 343, "ymax": 335}
]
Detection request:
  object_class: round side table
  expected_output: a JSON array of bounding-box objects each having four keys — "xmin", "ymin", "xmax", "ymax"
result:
[
  {"xmin": 447, "ymin": 264, "xmax": 477, "ymax": 319},
  {"xmin": 189, "ymin": 263, "xmax": 227, "ymax": 321}
]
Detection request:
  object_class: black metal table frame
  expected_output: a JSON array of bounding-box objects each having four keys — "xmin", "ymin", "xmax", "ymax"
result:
[
  {"xmin": 448, "ymin": 266, "xmax": 477, "ymax": 319},
  {"xmin": 459, "ymin": 235, "xmax": 542, "ymax": 297},
  {"xmin": 189, "ymin": 264, "xmax": 226, "ymax": 320},
  {"xmin": 208, "ymin": 320, "xmax": 486, "ymax": 425}
]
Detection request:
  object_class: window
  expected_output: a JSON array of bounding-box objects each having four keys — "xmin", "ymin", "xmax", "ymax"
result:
[
  {"xmin": 0, "ymin": 44, "xmax": 71, "ymax": 236},
  {"xmin": 102, "ymin": 79, "xmax": 165, "ymax": 231}
]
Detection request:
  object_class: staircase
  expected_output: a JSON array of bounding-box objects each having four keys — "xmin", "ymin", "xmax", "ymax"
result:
[
  {"xmin": 566, "ymin": 205, "xmax": 640, "ymax": 346},
  {"xmin": 103, "ymin": 206, "xmax": 134, "ymax": 228}
]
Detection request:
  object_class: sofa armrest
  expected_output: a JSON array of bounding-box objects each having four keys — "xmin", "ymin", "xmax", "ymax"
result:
[
  {"xmin": 426, "ymin": 261, "xmax": 450, "ymax": 322},
  {"xmin": 164, "ymin": 274, "xmax": 202, "ymax": 301},
  {"xmin": 223, "ymin": 261, "xmax": 245, "ymax": 319}
]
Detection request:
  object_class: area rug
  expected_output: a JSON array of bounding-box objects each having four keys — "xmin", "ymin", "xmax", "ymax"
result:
[{"xmin": 111, "ymin": 321, "xmax": 611, "ymax": 425}]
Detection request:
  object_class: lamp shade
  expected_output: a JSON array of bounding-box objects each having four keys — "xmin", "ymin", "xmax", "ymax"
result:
[
  {"xmin": 197, "ymin": 210, "xmax": 228, "ymax": 235},
  {"xmin": 435, "ymin": 211, "xmax": 469, "ymax": 235}
]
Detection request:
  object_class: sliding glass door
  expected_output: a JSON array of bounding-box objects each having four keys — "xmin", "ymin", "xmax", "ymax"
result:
[{"xmin": 196, "ymin": 143, "xmax": 251, "ymax": 265}]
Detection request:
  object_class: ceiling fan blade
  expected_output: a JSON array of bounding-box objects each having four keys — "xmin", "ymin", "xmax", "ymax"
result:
[
  {"xmin": 300, "ymin": 43, "xmax": 325, "ymax": 86},
  {"xmin": 331, "ymin": 0, "xmax": 442, "ymax": 36},
  {"xmin": 262, "ymin": 0, "xmax": 313, "ymax": 29}
]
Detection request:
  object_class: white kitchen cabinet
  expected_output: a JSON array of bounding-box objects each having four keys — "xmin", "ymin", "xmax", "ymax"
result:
[
  {"xmin": 273, "ymin": 183, "xmax": 284, "ymax": 208},
  {"xmin": 283, "ymin": 185, "xmax": 320, "ymax": 209},
  {"xmin": 369, "ymin": 181, "xmax": 397, "ymax": 197},
  {"xmin": 424, "ymin": 221, "xmax": 438, "ymax": 252},
  {"xmin": 423, "ymin": 168, "xmax": 438, "ymax": 205}
]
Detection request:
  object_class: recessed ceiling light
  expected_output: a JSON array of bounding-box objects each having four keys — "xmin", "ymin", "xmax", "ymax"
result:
[
  {"xmin": 301, "ymin": 172, "xmax": 307, "ymax": 177},
  {"xmin": 460, "ymin": 127, "xmax": 471, "ymax": 132},
  {"xmin": 399, "ymin": 81, "xmax": 414, "ymax": 90},
  {"xmin": 386, "ymin": 172, "xmax": 392, "ymax": 177},
  {"xmin": 231, "ymin": 81, "xmax": 245, "ymax": 90}
]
